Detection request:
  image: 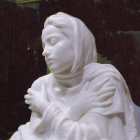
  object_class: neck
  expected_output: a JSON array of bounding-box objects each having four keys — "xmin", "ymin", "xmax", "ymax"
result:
[{"xmin": 53, "ymin": 69, "xmax": 83, "ymax": 89}]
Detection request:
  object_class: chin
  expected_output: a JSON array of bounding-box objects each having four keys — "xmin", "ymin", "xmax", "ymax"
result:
[
  {"xmin": 50, "ymin": 67, "xmax": 68, "ymax": 74},
  {"xmin": 48, "ymin": 66, "xmax": 62, "ymax": 74},
  {"xmin": 48, "ymin": 63, "xmax": 72, "ymax": 74},
  {"xmin": 51, "ymin": 69, "xmax": 64, "ymax": 74}
]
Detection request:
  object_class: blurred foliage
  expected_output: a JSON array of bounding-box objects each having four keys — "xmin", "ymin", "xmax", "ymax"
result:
[
  {"xmin": 97, "ymin": 53, "xmax": 112, "ymax": 64},
  {"xmin": 16, "ymin": 0, "xmax": 40, "ymax": 4}
]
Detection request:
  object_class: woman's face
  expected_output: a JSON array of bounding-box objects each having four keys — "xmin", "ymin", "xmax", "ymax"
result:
[{"xmin": 42, "ymin": 25, "xmax": 74, "ymax": 74}]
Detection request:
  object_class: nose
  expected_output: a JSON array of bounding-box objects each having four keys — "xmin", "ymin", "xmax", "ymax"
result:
[{"xmin": 42, "ymin": 47, "xmax": 50, "ymax": 57}]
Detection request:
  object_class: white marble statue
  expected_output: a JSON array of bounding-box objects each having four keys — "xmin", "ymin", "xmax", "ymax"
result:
[{"xmin": 10, "ymin": 12, "xmax": 140, "ymax": 140}]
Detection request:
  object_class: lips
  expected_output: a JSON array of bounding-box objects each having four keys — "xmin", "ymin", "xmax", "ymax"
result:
[{"xmin": 45, "ymin": 57, "xmax": 54, "ymax": 65}]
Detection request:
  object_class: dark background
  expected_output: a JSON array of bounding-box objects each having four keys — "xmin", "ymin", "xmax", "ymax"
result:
[{"xmin": 0, "ymin": 0, "xmax": 140, "ymax": 139}]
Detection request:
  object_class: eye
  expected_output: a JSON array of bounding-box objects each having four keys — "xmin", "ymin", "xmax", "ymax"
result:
[{"xmin": 49, "ymin": 37, "xmax": 58, "ymax": 46}]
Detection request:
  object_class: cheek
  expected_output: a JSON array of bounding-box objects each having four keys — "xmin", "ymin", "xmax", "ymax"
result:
[
  {"xmin": 53, "ymin": 41, "xmax": 74, "ymax": 63},
  {"xmin": 60, "ymin": 49, "xmax": 74, "ymax": 65}
]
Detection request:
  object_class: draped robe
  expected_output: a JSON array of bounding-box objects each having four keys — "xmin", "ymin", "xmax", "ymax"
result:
[{"xmin": 10, "ymin": 63, "xmax": 140, "ymax": 140}]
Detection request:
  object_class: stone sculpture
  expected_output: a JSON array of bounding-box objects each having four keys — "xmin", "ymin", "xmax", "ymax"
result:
[{"xmin": 10, "ymin": 12, "xmax": 140, "ymax": 140}]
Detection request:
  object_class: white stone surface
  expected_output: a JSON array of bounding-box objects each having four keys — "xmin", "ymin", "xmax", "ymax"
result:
[{"xmin": 10, "ymin": 12, "xmax": 140, "ymax": 140}]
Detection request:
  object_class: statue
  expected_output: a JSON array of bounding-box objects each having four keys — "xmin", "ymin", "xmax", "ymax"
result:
[{"xmin": 10, "ymin": 12, "xmax": 140, "ymax": 140}]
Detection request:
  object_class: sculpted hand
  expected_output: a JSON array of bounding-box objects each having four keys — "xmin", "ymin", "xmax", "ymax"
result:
[
  {"xmin": 68, "ymin": 77, "xmax": 115, "ymax": 120},
  {"xmin": 24, "ymin": 88, "xmax": 49, "ymax": 115},
  {"xmin": 86, "ymin": 77, "xmax": 116, "ymax": 109}
]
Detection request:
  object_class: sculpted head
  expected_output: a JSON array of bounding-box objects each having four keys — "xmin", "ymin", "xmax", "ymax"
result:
[{"xmin": 42, "ymin": 12, "xmax": 97, "ymax": 74}]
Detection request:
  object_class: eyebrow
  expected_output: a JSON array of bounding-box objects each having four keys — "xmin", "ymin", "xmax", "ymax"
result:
[{"xmin": 42, "ymin": 33, "xmax": 61, "ymax": 41}]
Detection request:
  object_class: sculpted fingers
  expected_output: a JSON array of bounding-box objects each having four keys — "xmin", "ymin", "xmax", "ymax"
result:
[
  {"xmin": 95, "ymin": 86, "xmax": 116, "ymax": 96},
  {"xmin": 93, "ymin": 100, "xmax": 113, "ymax": 107},
  {"xmin": 24, "ymin": 94, "xmax": 31, "ymax": 100},
  {"xmin": 25, "ymin": 99, "xmax": 32, "ymax": 105},
  {"xmin": 92, "ymin": 77, "xmax": 110, "ymax": 92},
  {"xmin": 27, "ymin": 88, "xmax": 32, "ymax": 94},
  {"xmin": 28, "ymin": 105, "xmax": 33, "ymax": 110},
  {"xmin": 24, "ymin": 94, "xmax": 32, "ymax": 105},
  {"xmin": 27, "ymin": 88, "xmax": 36, "ymax": 95},
  {"xmin": 103, "ymin": 86, "xmax": 116, "ymax": 93},
  {"xmin": 28, "ymin": 105, "xmax": 36, "ymax": 111},
  {"xmin": 96, "ymin": 92, "xmax": 114, "ymax": 102},
  {"xmin": 28, "ymin": 105, "xmax": 36, "ymax": 112}
]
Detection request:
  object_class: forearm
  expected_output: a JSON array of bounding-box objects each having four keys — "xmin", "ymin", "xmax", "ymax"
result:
[
  {"xmin": 34, "ymin": 103, "xmax": 104, "ymax": 140},
  {"xmin": 65, "ymin": 103, "xmax": 87, "ymax": 122}
]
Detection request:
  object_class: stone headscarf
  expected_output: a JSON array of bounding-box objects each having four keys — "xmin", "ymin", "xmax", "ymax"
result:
[{"xmin": 43, "ymin": 12, "xmax": 97, "ymax": 73}]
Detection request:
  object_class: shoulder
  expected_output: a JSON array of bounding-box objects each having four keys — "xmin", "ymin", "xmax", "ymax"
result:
[
  {"xmin": 96, "ymin": 63, "xmax": 121, "ymax": 81},
  {"xmin": 31, "ymin": 73, "xmax": 52, "ymax": 88},
  {"xmin": 87, "ymin": 63, "xmax": 122, "ymax": 88}
]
